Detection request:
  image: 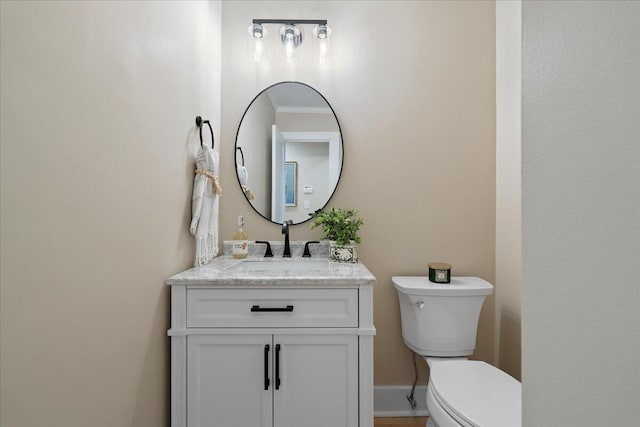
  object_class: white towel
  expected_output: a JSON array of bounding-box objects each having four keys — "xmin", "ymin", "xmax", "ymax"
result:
[
  {"xmin": 236, "ymin": 164, "xmax": 255, "ymax": 200},
  {"xmin": 190, "ymin": 145, "xmax": 220, "ymax": 266},
  {"xmin": 237, "ymin": 165, "xmax": 249, "ymax": 186}
]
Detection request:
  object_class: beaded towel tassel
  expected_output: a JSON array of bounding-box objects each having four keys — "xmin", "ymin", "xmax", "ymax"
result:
[{"xmin": 195, "ymin": 168, "xmax": 222, "ymax": 195}]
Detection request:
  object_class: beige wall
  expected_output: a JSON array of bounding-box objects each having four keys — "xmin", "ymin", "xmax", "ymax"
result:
[
  {"xmin": 236, "ymin": 91, "xmax": 275, "ymax": 215},
  {"xmin": 495, "ymin": 0, "xmax": 522, "ymax": 381},
  {"xmin": 221, "ymin": 1, "xmax": 496, "ymax": 385},
  {"xmin": 0, "ymin": 1, "xmax": 221, "ymax": 426},
  {"xmin": 277, "ymin": 112, "xmax": 340, "ymax": 132}
]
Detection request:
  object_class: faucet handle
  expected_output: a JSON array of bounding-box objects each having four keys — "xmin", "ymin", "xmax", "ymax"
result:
[
  {"xmin": 302, "ymin": 241, "xmax": 320, "ymax": 257},
  {"xmin": 255, "ymin": 241, "xmax": 273, "ymax": 257}
]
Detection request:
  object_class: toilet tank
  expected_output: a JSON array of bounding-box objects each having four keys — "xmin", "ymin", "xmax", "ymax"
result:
[{"xmin": 392, "ymin": 276, "xmax": 493, "ymax": 357}]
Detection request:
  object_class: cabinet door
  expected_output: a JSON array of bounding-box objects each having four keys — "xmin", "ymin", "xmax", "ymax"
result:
[
  {"xmin": 187, "ymin": 334, "xmax": 273, "ymax": 427},
  {"xmin": 273, "ymin": 334, "xmax": 359, "ymax": 427}
]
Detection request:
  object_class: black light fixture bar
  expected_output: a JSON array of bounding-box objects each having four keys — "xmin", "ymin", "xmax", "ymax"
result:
[{"xmin": 253, "ymin": 19, "xmax": 327, "ymax": 26}]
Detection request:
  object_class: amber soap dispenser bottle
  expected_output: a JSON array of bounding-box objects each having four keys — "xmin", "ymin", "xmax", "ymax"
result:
[{"xmin": 232, "ymin": 215, "xmax": 249, "ymax": 259}]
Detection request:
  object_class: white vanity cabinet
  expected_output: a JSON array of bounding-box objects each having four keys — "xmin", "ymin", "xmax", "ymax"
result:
[
  {"xmin": 187, "ymin": 333, "xmax": 358, "ymax": 427},
  {"xmin": 168, "ymin": 267, "xmax": 375, "ymax": 427}
]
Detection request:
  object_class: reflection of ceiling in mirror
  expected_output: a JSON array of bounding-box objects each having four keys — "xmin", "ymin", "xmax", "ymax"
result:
[{"xmin": 267, "ymin": 83, "xmax": 332, "ymax": 114}]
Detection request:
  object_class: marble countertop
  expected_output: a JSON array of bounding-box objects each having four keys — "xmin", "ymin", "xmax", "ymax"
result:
[{"xmin": 166, "ymin": 255, "xmax": 376, "ymax": 287}]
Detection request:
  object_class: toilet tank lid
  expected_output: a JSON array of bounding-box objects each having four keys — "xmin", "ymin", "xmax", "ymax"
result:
[
  {"xmin": 430, "ymin": 361, "xmax": 521, "ymax": 427},
  {"xmin": 392, "ymin": 276, "xmax": 493, "ymax": 296}
]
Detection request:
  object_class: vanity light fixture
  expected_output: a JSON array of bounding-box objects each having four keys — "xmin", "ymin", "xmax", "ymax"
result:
[{"xmin": 249, "ymin": 19, "xmax": 331, "ymax": 63}]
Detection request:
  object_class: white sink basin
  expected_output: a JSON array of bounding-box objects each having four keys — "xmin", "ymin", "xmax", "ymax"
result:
[{"xmin": 230, "ymin": 259, "xmax": 330, "ymax": 273}]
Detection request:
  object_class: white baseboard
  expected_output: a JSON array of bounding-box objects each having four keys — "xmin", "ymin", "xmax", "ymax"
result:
[{"xmin": 373, "ymin": 385, "xmax": 429, "ymax": 417}]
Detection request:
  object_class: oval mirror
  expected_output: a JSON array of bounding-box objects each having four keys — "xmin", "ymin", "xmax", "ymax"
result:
[{"xmin": 235, "ymin": 81, "xmax": 343, "ymax": 225}]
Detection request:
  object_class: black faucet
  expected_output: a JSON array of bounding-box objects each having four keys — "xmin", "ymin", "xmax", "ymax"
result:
[{"xmin": 282, "ymin": 220, "xmax": 293, "ymax": 257}]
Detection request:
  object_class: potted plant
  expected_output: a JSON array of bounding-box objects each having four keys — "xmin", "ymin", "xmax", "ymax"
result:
[{"xmin": 309, "ymin": 208, "xmax": 364, "ymax": 263}]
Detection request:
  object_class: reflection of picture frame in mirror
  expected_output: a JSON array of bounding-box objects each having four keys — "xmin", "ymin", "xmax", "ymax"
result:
[{"xmin": 285, "ymin": 161, "xmax": 297, "ymax": 207}]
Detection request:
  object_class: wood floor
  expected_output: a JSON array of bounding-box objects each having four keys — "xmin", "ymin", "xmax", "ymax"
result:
[{"xmin": 374, "ymin": 417, "xmax": 429, "ymax": 427}]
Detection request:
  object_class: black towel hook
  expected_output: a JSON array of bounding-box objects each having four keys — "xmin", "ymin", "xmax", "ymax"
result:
[
  {"xmin": 195, "ymin": 116, "xmax": 214, "ymax": 149},
  {"xmin": 236, "ymin": 147, "xmax": 245, "ymax": 166}
]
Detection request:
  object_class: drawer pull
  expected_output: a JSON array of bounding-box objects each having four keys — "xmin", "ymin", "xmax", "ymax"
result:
[{"xmin": 251, "ymin": 305, "xmax": 294, "ymax": 313}]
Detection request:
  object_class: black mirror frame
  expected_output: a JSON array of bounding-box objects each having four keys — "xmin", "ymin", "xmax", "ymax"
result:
[{"xmin": 234, "ymin": 81, "xmax": 344, "ymax": 226}]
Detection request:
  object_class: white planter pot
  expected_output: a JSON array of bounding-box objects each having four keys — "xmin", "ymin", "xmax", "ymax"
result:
[{"xmin": 329, "ymin": 241, "xmax": 358, "ymax": 263}]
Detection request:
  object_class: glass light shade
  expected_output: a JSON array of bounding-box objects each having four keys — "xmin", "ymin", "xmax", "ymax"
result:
[
  {"xmin": 313, "ymin": 24, "xmax": 330, "ymax": 39},
  {"xmin": 247, "ymin": 24, "xmax": 267, "ymax": 62},
  {"xmin": 280, "ymin": 24, "xmax": 302, "ymax": 62},
  {"xmin": 250, "ymin": 23, "xmax": 264, "ymax": 38},
  {"xmin": 312, "ymin": 25, "xmax": 331, "ymax": 63}
]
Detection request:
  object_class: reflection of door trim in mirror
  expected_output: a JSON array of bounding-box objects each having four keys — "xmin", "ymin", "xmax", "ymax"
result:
[
  {"xmin": 234, "ymin": 81, "xmax": 343, "ymax": 226},
  {"xmin": 280, "ymin": 131, "xmax": 341, "ymax": 191},
  {"xmin": 275, "ymin": 130, "xmax": 341, "ymax": 222}
]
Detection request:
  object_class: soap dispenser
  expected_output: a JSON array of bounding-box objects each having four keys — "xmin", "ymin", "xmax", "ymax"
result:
[{"xmin": 232, "ymin": 215, "xmax": 249, "ymax": 259}]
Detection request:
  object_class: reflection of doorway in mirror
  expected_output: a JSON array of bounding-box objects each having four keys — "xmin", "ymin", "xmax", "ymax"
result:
[
  {"xmin": 281, "ymin": 130, "xmax": 340, "ymax": 224},
  {"xmin": 284, "ymin": 161, "xmax": 297, "ymax": 207}
]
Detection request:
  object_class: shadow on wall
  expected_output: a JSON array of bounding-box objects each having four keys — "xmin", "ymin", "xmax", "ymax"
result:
[{"xmin": 499, "ymin": 309, "xmax": 521, "ymax": 381}]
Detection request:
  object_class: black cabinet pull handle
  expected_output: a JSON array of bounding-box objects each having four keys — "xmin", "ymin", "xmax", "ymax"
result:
[
  {"xmin": 264, "ymin": 344, "xmax": 270, "ymax": 390},
  {"xmin": 251, "ymin": 305, "xmax": 294, "ymax": 312},
  {"xmin": 275, "ymin": 344, "xmax": 281, "ymax": 390}
]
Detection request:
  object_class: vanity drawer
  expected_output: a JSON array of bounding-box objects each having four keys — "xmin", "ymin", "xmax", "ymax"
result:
[{"xmin": 186, "ymin": 288, "xmax": 358, "ymax": 328}]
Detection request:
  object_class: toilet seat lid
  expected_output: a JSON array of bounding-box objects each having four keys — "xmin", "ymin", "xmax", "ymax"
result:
[{"xmin": 430, "ymin": 360, "xmax": 521, "ymax": 427}]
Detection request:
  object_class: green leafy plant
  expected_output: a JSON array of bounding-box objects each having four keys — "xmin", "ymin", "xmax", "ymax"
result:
[{"xmin": 309, "ymin": 208, "xmax": 365, "ymax": 246}]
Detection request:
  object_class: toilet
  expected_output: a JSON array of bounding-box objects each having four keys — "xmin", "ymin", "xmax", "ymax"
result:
[{"xmin": 393, "ymin": 276, "xmax": 521, "ymax": 427}]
